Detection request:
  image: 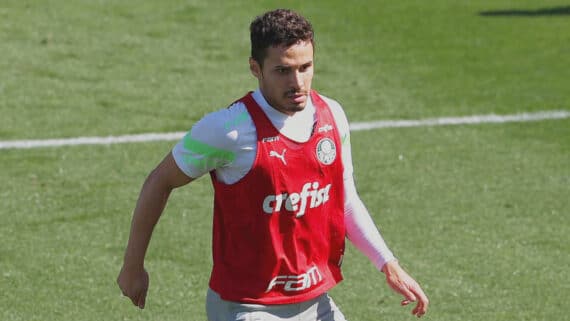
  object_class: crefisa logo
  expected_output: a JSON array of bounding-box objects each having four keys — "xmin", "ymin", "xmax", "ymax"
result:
[{"xmin": 316, "ymin": 138, "xmax": 336, "ymax": 165}]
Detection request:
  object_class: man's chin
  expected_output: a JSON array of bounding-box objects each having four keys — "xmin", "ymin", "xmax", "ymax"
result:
[
  {"xmin": 274, "ymin": 104, "xmax": 304, "ymax": 116},
  {"xmin": 286, "ymin": 102, "xmax": 306, "ymax": 113}
]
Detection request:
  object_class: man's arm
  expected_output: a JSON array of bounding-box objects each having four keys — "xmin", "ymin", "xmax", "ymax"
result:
[
  {"xmin": 328, "ymin": 99, "xmax": 429, "ymax": 317},
  {"xmin": 343, "ymin": 183, "xmax": 426, "ymax": 314},
  {"xmin": 344, "ymin": 175, "xmax": 429, "ymax": 317},
  {"xmin": 117, "ymin": 153, "xmax": 193, "ymax": 309}
]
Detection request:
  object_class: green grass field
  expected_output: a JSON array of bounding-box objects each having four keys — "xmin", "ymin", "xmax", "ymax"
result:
[{"xmin": 1, "ymin": 1, "xmax": 569, "ymax": 320}]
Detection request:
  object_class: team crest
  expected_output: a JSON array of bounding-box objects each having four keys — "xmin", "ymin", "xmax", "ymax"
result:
[{"xmin": 316, "ymin": 138, "xmax": 336, "ymax": 165}]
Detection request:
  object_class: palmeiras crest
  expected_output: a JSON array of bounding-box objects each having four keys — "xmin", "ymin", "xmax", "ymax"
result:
[{"xmin": 316, "ymin": 138, "xmax": 336, "ymax": 165}]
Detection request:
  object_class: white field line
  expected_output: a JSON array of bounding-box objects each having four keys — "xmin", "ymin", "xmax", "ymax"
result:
[
  {"xmin": 349, "ymin": 110, "xmax": 570, "ymax": 131},
  {"xmin": 1, "ymin": 110, "xmax": 568, "ymax": 150}
]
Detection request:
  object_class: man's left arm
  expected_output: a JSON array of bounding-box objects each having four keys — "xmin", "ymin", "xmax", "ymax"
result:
[
  {"xmin": 344, "ymin": 176, "xmax": 429, "ymax": 317},
  {"xmin": 328, "ymin": 97, "xmax": 429, "ymax": 317}
]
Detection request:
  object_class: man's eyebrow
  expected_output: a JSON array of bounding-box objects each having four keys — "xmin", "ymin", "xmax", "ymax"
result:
[
  {"xmin": 274, "ymin": 61, "xmax": 313, "ymax": 69},
  {"xmin": 273, "ymin": 65, "xmax": 292, "ymax": 72}
]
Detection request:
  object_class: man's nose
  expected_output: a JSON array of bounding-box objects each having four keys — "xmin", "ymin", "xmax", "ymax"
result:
[{"xmin": 290, "ymin": 70, "xmax": 303, "ymax": 90}]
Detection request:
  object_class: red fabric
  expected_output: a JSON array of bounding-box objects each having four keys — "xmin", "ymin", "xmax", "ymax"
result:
[{"xmin": 208, "ymin": 90, "xmax": 345, "ymax": 304}]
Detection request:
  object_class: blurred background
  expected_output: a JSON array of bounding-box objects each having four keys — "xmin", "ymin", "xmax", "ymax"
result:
[{"xmin": 1, "ymin": 1, "xmax": 568, "ymax": 320}]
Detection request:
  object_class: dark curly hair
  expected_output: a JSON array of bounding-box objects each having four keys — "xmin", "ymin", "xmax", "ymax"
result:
[{"xmin": 250, "ymin": 9, "xmax": 314, "ymax": 66}]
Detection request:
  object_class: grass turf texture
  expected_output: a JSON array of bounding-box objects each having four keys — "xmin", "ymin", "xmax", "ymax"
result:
[{"xmin": 1, "ymin": 0, "xmax": 569, "ymax": 320}]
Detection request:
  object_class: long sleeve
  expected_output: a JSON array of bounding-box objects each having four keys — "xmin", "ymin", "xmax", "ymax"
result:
[
  {"xmin": 319, "ymin": 93, "xmax": 397, "ymax": 271},
  {"xmin": 344, "ymin": 176, "xmax": 396, "ymax": 271}
]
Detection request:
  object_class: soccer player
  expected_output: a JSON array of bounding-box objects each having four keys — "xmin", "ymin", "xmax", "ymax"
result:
[{"xmin": 117, "ymin": 8, "xmax": 429, "ymax": 320}]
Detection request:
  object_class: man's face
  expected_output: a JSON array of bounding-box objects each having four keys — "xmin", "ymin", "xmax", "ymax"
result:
[{"xmin": 250, "ymin": 40, "xmax": 314, "ymax": 115}]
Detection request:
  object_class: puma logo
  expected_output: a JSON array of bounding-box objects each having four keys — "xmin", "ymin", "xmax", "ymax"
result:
[{"xmin": 269, "ymin": 149, "xmax": 287, "ymax": 165}]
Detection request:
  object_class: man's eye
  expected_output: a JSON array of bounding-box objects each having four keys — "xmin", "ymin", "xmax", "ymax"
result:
[
  {"xmin": 277, "ymin": 68, "xmax": 289, "ymax": 74},
  {"xmin": 300, "ymin": 64, "xmax": 312, "ymax": 72}
]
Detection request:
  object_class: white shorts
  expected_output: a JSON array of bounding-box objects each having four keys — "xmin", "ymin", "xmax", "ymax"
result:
[{"xmin": 206, "ymin": 288, "xmax": 348, "ymax": 321}]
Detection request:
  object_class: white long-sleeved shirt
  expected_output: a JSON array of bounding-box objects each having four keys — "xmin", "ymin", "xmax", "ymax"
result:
[{"xmin": 172, "ymin": 89, "xmax": 396, "ymax": 271}]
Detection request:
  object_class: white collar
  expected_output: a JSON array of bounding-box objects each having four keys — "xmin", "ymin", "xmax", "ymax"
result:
[{"xmin": 251, "ymin": 89, "xmax": 316, "ymax": 141}]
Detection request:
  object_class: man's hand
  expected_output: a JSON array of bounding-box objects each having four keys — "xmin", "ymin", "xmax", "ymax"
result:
[
  {"xmin": 117, "ymin": 265, "xmax": 149, "ymax": 309},
  {"xmin": 382, "ymin": 260, "xmax": 429, "ymax": 317},
  {"xmin": 116, "ymin": 153, "xmax": 193, "ymax": 310}
]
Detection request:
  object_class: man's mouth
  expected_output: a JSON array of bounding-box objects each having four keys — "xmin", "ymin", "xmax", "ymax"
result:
[{"xmin": 286, "ymin": 92, "xmax": 307, "ymax": 103}]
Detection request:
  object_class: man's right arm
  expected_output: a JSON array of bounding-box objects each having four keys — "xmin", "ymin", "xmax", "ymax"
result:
[
  {"xmin": 117, "ymin": 153, "xmax": 193, "ymax": 309},
  {"xmin": 117, "ymin": 104, "xmax": 248, "ymax": 308}
]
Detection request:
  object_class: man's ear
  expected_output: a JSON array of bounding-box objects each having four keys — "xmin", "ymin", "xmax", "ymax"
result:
[{"xmin": 249, "ymin": 57, "xmax": 262, "ymax": 79}]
